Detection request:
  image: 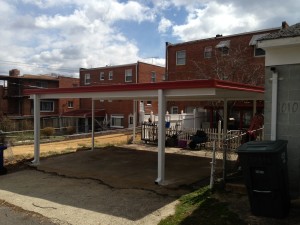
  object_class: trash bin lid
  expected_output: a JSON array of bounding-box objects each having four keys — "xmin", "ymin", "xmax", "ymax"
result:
[{"xmin": 236, "ymin": 140, "xmax": 288, "ymax": 153}]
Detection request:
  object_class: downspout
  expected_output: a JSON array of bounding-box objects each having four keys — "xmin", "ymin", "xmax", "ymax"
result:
[
  {"xmin": 270, "ymin": 69, "xmax": 278, "ymax": 141},
  {"xmin": 32, "ymin": 94, "xmax": 41, "ymax": 165},
  {"xmin": 165, "ymin": 42, "xmax": 169, "ymax": 81},
  {"xmin": 91, "ymin": 99, "xmax": 95, "ymax": 150}
]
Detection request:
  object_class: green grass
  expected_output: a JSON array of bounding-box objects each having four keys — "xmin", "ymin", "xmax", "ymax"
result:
[{"xmin": 159, "ymin": 186, "xmax": 247, "ymax": 225}]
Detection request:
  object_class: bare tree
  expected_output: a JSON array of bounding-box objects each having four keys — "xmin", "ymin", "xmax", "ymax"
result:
[{"xmin": 192, "ymin": 44, "xmax": 264, "ymax": 86}]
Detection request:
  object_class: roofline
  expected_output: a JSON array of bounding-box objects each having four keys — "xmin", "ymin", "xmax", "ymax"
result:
[
  {"xmin": 24, "ymin": 79, "xmax": 264, "ymax": 96},
  {"xmin": 0, "ymin": 75, "xmax": 60, "ymax": 81},
  {"xmin": 167, "ymin": 27, "xmax": 280, "ymax": 47},
  {"xmin": 80, "ymin": 62, "xmax": 137, "ymax": 71},
  {"xmin": 80, "ymin": 61, "xmax": 165, "ymax": 72}
]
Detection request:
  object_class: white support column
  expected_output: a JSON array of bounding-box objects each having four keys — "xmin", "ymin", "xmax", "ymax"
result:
[
  {"xmin": 155, "ymin": 89, "xmax": 166, "ymax": 185},
  {"xmin": 223, "ymin": 99, "xmax": 228, "ymax": 134},
  {"xmin": 133, "ymin": 100, "xmax": 137, "ymax": 142},
  {"xmin": 32, "ymin": 94, "xmax": 41, "ymax": 165},
  {"xmin": 271, "ymin": 72, "xmax": 278, "ymax": 141},
  {"xmin": 91, "ymin": 99, "xmax": 95, "ymax": 151}
]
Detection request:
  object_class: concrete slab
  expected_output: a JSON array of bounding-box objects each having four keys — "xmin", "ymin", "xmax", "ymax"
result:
[{"xmin": 36, "ymin": 145, "xmax": 218, "ymax": 196}]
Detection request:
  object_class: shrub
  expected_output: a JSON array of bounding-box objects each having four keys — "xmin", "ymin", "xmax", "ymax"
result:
[
  {"xmin": 66, "ymin": 126, "xmax": 76, "ymax": 135},
  {"xmin": 41, "ymin": 127, "xmax": 55, "ymax": 137}
]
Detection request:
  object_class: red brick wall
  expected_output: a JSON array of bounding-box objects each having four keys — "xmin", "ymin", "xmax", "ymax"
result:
[
  {"xmin": 79, "ymin": 62, "xmax": 165, "ymax": 127},
  {"xmin": 138, "ymin": 62, "xmax": 165, "ymax": 83},
  {"xmin": 79, "ymin": 63, "xmax": 137, "ymax": 86},
  {"xmin": 58, "ymin": 77, "xmax": 80, "ymax": 114},
  {"xmin": 166, "ymin": 29, "xmax": 279, "ymax": 86}
]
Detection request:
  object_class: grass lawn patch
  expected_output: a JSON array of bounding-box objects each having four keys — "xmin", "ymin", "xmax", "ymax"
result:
[{"xmin": 159, "ymin": 186, "xmax": 247, "ymax": 225}]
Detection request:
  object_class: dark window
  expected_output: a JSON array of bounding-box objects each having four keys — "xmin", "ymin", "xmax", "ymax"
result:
[{"xmin": 254, "ymin": 47, "xmax": 265, "ymax": 56}]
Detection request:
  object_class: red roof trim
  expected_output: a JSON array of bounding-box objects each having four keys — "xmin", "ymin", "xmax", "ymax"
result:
[{"xmin": 24, "ymin": 79, "xmax": 264, "ymax": 95}]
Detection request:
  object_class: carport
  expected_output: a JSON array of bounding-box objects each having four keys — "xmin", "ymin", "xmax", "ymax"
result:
[{"xmin": 24, "ymin": 79, "xmax": 264, "ymax": 185}]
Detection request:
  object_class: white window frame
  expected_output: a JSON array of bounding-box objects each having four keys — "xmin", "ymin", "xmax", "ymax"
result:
[
  {"xmin": 100, "ymin": 72, "xmax": 105, "ymax": 81},
  {"xmin": 125, "ymin": 69, "xmax": 133, "ymax": 82},
  {"xmin": 204, "ymin": 46, "xmax": 212, "ymax": 58},
  {"xmin": 67, "ymin": 101, "xmax": 74, "ymax": 108},
  {"xmin": 84, "ymin": 73, "xmax": 91, "ymax": 85},
  {"xmin": 151, "ymin": 71, "xmax": 156, "ymax": 82},
  {"xmin": 171, "ymin": 106, "xmax": 179, "ymax": 114},
  {"xmin": 109, "ymin": 71, "xmax": 113, "ymax": 80},
  {"xmin": 146, "ymin": 101, "xmax": 152, "ymax": 106},
  {"xmin": 176, "ymin": 50, "xmax": 186, "ymax": 65},
  {"xmin": 40, "ymin": 101, "xmax": 54, "ymax": 112},
  {"xmin": 110, "ymin": 115, "xmax": 124, "ymax": 128}
]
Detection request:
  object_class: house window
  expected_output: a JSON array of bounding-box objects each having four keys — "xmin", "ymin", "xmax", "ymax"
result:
[
  {"xmin": 151, "ymin": 71, "xmax": 156, "ymax": 82},
  {"xmin": 109, "ymin": 71, "xmax": 113, "ymax": 80},
  {"xmin": 176, "ymin": 50, "xmax": 186, "ymax": 65},
  {"xmin": 171, "ymin": 106, "xmax": 179, "ymax": 114},
  {"xmin": 254, "ymin": 47, "xmax": 265, "ymax": 57},
  {"xmin": 129, "ymin": 114, "xmax": 134, "ymax": 125},
  {"xmin": 125, "ymin": 69, "xmax": 132, "ymax": 82},
  {"xmin": 249, "ymin": 33, "xmax": 269, "ymax": 57},
  {"xmin": 204, "ymin": 46, "xmax": 212, "ymax": 58},
  {"xmin": 67, "ymin": 101, "xmax": 73, "ymax": 108},
  {"xmin": 84, "ymin": 74, "xmax": 91, "ymax": 85},
  {"xmin": 111, "ymin": 115, "xmax": 124, "ymax": 128},
  {"xmin": 146, "ymin": 101, "xmax": 152, "ymax": 106},
  {"xmin": 40, "ymin": 101, "xmax": 54, "ymax": 112},
  {"xmin": 100, "ymin": 72, "xmax": 105, "ymax": 80},
  {"xmin": 36, "ymin": 81, "xmax": 48, "ymax": 88},
  {"xmin": 216, "ymin": 40, "xmax": 230, "ymax": 56}
]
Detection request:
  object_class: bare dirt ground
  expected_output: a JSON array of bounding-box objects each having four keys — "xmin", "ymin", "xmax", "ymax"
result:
[{"xmin": 4, "ymin": 133, "xmax": 132, "ymax": 164}]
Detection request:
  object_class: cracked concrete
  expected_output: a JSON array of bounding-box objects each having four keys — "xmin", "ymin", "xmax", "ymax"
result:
[{"xmin": 0, "ymin": 144, "xmax": 216, "ymax": 224}]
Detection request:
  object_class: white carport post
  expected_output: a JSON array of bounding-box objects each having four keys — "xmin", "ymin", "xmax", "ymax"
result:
[
  {"xmin": 32, "ymin": 94, "xmax": 41, "ymax": 165},
  {"xmin": 223, "ymin": 99, "xmax": 228, "ymax": 134},
  {"xmin": 155, "ymin": 89, "xmax": 166, "ymax": 185},
  {"xmin": 133, "ymin": 100, "xmax": 137, "ymax": 142},
  {"xmin": 91, "ymin": 99, "xmax": 95, "ymax": 151}
]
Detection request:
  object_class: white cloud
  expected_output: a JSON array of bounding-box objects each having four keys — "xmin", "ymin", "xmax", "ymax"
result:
[
  {"xmin": 158, "ymin": 17, "xmax": 173, "ymax": 33},
  {"xmin": 172, "ymin": 2, "xmax": 260, "ymax": 41}
]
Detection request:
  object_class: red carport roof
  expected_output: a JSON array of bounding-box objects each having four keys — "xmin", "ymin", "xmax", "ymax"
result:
[
  {"xmin": 61, "ymin": 109, "xmax": 106, "ymax": 118},
  {"xmin": 24, "ymin": 79, "xmax": 264, "ymax": 101}
]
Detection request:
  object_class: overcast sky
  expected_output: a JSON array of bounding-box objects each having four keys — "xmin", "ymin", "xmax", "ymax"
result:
[{"xmin": 0, "ymin": 0, "xmax": 299, "ymax": 77}]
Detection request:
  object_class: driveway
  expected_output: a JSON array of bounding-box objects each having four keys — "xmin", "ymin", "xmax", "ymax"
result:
[{"xmin": 0, "ymin": 144, "xmax": 218, "ymax": 225}]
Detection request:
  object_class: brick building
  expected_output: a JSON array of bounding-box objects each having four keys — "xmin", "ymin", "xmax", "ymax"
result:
[
  {"xmin": 79, "ymin": 62, "xmax": 165, "ymax": 130},
  {"xmin": 165, "ymin": 26, "xmax": 281, "ymax": 129},
  {"xmin": 0, "ymin": 69, "xmax": 79, "ymax": 130}
]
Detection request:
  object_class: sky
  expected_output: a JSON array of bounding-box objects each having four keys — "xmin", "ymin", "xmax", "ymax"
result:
[{"xmin": 0, "ymin": 0, "xmax": 299, "ymax": 77}]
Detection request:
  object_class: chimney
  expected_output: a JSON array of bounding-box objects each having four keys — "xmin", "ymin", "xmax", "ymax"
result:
[
  {"xmin": 9, "ymin": 69, "xmax": 20, "ymax": 77},
  {"xmin": 282, "ymin": 21, "xmax": 289, "ymax": 29}
]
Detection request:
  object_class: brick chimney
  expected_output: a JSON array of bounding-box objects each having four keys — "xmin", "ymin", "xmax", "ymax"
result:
[
  {"xmin": 282, "ymin": 21, "xmax": 289, "ymax": 29},
  {"xmin": 9, "ymin": 69, "xmax": 20, "ymax": 77}
]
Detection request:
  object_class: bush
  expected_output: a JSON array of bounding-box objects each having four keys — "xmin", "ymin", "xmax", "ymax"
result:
[
  {"xmin": 66, "ymin": 126, "xmax": 76, "ymax": 135},
  {"xmin": 41, "ymin": 127, "xmax": 55, "ymax": 137}
]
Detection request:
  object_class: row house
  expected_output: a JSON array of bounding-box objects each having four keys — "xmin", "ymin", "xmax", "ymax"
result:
[
  {"xmin": 78, "ymin": 61, "xmax": 165, "ymax": 131},
  {"xmin": 0, "ymin": 69, "xmax": 80, "ymax": 131},
  {"xmin": 165, "ymin": 24, "xmax": 283, "ymax": 129}
]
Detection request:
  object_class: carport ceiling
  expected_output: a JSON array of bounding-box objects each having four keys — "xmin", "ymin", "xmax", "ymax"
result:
[{"xmin": 24, "ymin": 79, "xmax": 264, "ymax": 101}]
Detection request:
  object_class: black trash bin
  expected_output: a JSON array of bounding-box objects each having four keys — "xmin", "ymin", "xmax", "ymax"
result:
[
  {"xmin": 0, "ymin": 145, "xmax": 7, "ymax": 175},
  {"xmin": 236, "ymin": 140, "xmax": 290, "ymax": 218}
]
